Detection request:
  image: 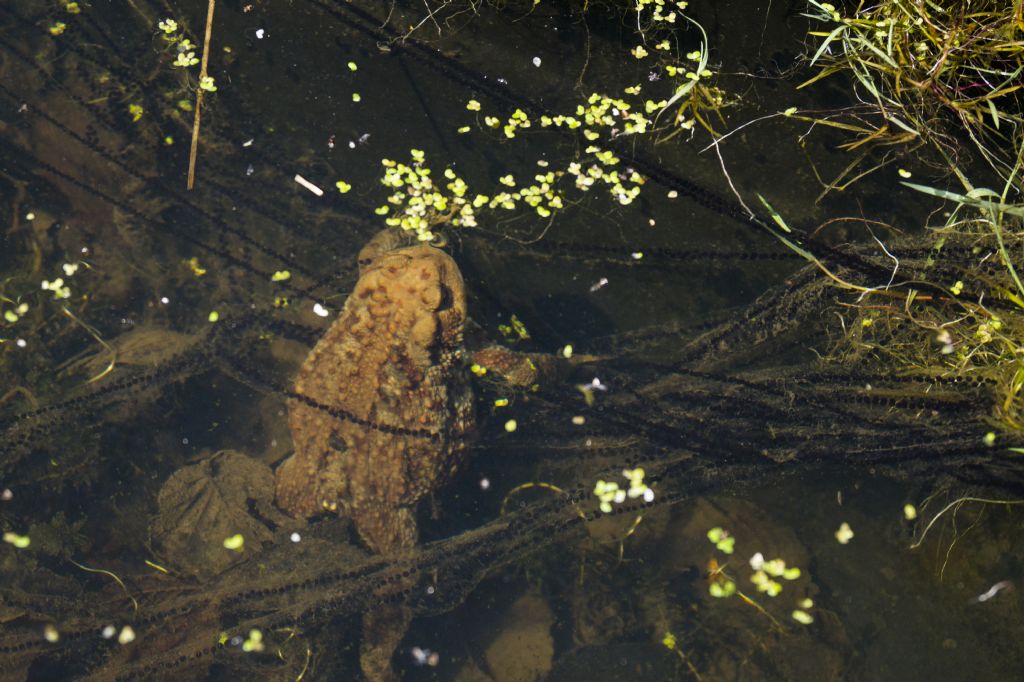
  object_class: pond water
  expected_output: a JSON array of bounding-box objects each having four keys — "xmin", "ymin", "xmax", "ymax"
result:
[{"xmin": 1, "ymin": 0, "xmax": 1023, "ymax": 680}]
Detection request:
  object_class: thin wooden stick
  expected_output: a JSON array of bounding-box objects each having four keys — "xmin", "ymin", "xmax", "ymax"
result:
[{"xmin": 187, "ymin": 0, "xmax": 216, "ymax": 190}]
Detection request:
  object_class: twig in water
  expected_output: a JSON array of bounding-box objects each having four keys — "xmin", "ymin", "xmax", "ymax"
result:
[{"xmin": 187, "ymin": 0, "xmax": 217, "ymax": 190}]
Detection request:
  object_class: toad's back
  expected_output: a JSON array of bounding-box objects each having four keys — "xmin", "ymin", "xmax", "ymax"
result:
[{"xmin": 274, "ymin": 244, "xmax": 473, "ymax": 554}]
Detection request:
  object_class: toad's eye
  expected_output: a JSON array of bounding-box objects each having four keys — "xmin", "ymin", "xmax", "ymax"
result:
[{"xmin": 436, "ymin": 284, "xmax": 454, "ymax": 312}]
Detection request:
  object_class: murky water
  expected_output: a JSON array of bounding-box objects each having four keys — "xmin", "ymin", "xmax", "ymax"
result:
[{"xmin": 2, "ymin": 0, "xmax": 1023, "ymax": 680}]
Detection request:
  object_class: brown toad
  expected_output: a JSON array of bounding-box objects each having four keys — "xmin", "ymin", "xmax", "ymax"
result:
[
  {"xmin": 274, "ymin": 231, "xmax": 474, "ymax": 555},
  {"xmin": 274, "ymin": 230, "xmax": 570, "ymax": 681}
]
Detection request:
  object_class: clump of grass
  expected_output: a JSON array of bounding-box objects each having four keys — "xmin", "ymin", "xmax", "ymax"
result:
[
  {"xmin": 758, "ymin": 150, "xmax": 1024, "ymax": 433},
  {"xmin": 799, "ymin": 0, "xmax": 1024, "ymax": 192},
  {"xmin": 828, "ymin": 175, "xmax": 1024, "ymax": 433}
]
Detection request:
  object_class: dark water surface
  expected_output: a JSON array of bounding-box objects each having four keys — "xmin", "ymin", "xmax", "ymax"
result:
[{"xmin": 2, "ymin": 0, "xmax": 1023, "ymax": 680}]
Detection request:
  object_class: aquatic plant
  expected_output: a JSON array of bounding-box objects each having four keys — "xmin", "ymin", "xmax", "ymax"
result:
[
  {"xmin": 799, "ymin": 0, "xmax": 1024, "ymax": 192},
  {"xmin": 820, "ymin": 179, "xmax": 1024, "ymax": 434},
  {"xmin": 704, "ymin": 528, "xmax": 811, "ymax": 625},
  {"xmin": 362, "ymin": 0, "xmax": 735, "ymax": 241}
]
